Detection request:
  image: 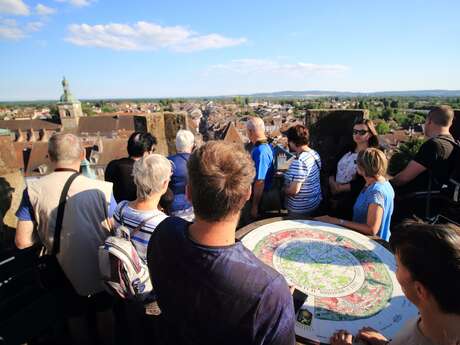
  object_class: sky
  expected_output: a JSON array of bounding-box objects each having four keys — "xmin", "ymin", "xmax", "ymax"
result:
[{"xmin": 1, "ymin": 0, "xmax": 460, "ymax": 101}]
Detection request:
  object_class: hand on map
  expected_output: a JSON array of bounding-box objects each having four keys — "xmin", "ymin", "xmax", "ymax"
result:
[
  {"xmin": 330, "ymin": 330, "xmax": 353, "ymax": 345},
  {"xmin": 356, "ymin": 327, "xmax": 389, "ymax": 345},
  {"xmin": 330, "ymin": 327, "xmax": 389, "ymax": 345}
]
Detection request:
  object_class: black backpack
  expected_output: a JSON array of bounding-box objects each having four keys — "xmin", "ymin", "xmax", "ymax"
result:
[{"xmin": 436, "ymin": 136, "xmax": 460, "ymax": 203}]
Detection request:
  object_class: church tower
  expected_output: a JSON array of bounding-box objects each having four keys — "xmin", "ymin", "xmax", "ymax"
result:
[{"xmin": 57, "ymin": 77, "xmax": 83, "ymax": 129}]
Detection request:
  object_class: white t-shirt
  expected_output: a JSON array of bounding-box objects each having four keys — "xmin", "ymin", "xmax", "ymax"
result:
[{"xmin": 335, "ymin": 151, "xmax": 358, "ymax": 184}]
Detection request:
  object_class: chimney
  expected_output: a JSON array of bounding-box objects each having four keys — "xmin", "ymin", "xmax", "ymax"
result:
[
  {"xmin": 39, "ymin": 129, "xmax": 49, "ymax": 142},
  {"xmin": 16, "ymin": 129, "xmax": 25, "ymax": 142},
  {"xmin": 28, "ymin": 128, "xmax": 37, "ymax": 142}
]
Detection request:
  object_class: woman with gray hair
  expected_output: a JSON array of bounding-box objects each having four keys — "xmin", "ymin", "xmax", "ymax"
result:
[
  {"xmin": 112, "ymin": 154, "xmax": 171, "ymax": 261},
  {"xmin": 168, "ymin": 129, "xmax": 195, "ymax": 221}
]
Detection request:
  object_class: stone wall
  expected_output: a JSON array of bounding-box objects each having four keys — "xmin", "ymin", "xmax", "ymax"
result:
[
  {"xmin": 305, "ymin": 109, "xmax": 369, "ymax": 174},
  {"xmin": 163, "ymin": 111, "xmax": 189, "ymax": 156},
  {"xmin": 0, "ymin": 134, "xmax": 25, "ymax": 249},
  {"xmin": 146, "ymin": 113, "xmax": 168, "ymax": 156}
]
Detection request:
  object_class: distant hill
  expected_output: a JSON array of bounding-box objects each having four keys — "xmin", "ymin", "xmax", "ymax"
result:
[{"xmin": 247, "ymin": 90, "xmax": 460, "ymax": 98}]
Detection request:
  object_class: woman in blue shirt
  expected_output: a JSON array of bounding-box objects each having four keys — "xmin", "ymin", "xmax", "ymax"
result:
[{"xmin": 316, "ymin": 148, "xmax": 394, "ymax": 241}]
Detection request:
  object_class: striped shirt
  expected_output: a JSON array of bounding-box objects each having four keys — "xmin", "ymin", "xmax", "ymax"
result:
[
  {"xmin": 113, "ymin": 200, "xmax": 168, "ymax": 262},
  {"xmin": 284, "ymin": 149, "xmax": 322, "ymax": 214}
]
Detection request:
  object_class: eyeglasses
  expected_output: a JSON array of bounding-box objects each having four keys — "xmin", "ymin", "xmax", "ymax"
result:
[{"xmin": 353, "ymin": 129, "xmax": 369, "ymax": 136}]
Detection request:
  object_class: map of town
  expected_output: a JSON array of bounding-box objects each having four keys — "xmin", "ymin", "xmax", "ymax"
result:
[{"xmin": 242, "ymin": 220, "xmax": 418, "ymax": 343}]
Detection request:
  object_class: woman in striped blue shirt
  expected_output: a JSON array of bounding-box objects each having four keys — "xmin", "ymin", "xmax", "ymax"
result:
[{"xmin": 283, "ymin": 125, "xmax": 322, "ymax": 217}]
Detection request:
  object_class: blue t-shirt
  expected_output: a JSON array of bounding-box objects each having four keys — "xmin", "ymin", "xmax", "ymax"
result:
[
  {"xmin": 168, "ymin": 153, "xmax": 192, "ymax": 212},
  {"xmin": 251, "ymin": 143, "xmax": 275, "ymax": 190},
  {"xmin": 147, "ymin": 217, "xmax": 295, "ymax": 345},
  {"xmin": 352, "ymin": 181, "xmax": 395, "ymax": 241}
]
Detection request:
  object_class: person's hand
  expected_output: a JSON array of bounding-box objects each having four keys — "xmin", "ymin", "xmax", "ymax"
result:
[
  {"xmin": 330, "ymin": 330, "xmax": 353, "ymax": 345},
  {"xmin": 357, "ymin": 327, "xmax": 389, "ymax": 345},
  {"xmin": 315, "ymin": 215, "xmax": 338, "ymax": 225},
  {"xmin": 329, "ymin": 177, "xmax": 339, "ymax": 195},
  {"xmin": 250, "ymin": 204, "xmax": 259, "ymax": 219}
]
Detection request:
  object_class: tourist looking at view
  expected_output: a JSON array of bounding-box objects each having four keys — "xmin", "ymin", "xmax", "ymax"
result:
[
  {"xmin": 317, "ymin": 148, "xmax": 394, "ymax": 241},
  {"xmin": 246, "ymin": 116, "xmax": 275, "ymax": 220},
  {"xmin": 330, "ymin": 221, "xmax": 460, "ymax": 345},
  {"xmin": 112, "ymin": 154, "xmax": 170, "ymax": 345},
  {"xmin": 105, "ymin": 131, "xmax": 157, "ymax": 203},
  {"xmin": 391, "ymin": 105, "xmax": 456, "ymax": 193},
  {"xmin": 147, "ymin": 141, "xmax": 295, "ymax": 345},
  {"xmin": 328, "ymin": 118, "xmax": 379, "ymax": 219},
  {"xmin": 283, "ymin": 124, "xmax": 322, "ymax": 217},
  {"xmin": 168, "ymin": 129, "xmax": 195, "ymax": 221}
]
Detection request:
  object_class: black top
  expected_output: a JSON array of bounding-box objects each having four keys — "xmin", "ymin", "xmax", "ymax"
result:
[
  {"xmin": 412, "ymin": 134, "xmax": 456, "ymax": 190},
  {"xmin": 105, "ymin": 157, "xmax": 137, "ymax": 202},
  {"xmin": 147, "ymin": 217, "xmax": 296, "ymax": 345}
]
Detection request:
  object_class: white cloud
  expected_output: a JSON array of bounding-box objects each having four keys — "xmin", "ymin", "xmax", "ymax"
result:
[
  {"xmin": 26, "ymin": 21, "xmax": 44, "ymax": 31},
  {"xmin": 0, "ymin": 18, "xmax": 24, "ymax": 39},
  {"xmin": 0, "ymin": 18, "xmax": 45, "ymax": 40},
  {"xmin": 208, "ymin": 59, "xmax": 349, "ymax": 76},
  {"xmin": 65, "ymin": 21, "xmax": 247, "ymax": 52},
  {"xmin": 36, "ymin": 3, "xmax": 56, "ymax": 15},
  {"xmin": 54, "ymin": 0, "xmax": 95, "ymax": 7},
  {"xmin": 0, "ymin": 0, "xmax": 30, "ymax": 15}
]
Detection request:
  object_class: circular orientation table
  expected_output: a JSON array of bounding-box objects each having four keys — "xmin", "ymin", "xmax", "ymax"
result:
[{"xmin": 237, "ymin": 218, "xmax": 418, "ymax": 345}]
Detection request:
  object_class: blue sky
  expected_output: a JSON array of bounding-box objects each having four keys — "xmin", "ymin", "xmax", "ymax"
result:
[{"xmin": 1, "ymin": 0, "xmax": 459, "ymax": 101}]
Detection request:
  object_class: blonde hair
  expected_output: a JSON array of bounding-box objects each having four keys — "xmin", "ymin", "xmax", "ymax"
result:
[
  {"xmin": 357, "ymin": 148, "xmax": 388, "ymax": 177},
  {"xmin": 133, "ymin": 154, "xmax": 172, "ymax": 200}
]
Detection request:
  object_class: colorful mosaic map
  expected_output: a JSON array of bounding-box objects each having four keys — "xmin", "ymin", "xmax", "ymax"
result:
[{"xmin": 242, "ymin": 220, "xmax": 418, "ymax": 344}]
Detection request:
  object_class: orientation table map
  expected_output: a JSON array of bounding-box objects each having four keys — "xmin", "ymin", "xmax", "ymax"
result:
[{"xmin": 241, "ymin": 220, "xmax": 418, "ymax": 344}]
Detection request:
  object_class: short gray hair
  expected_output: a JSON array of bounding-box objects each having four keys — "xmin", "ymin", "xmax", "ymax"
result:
[
  {"xmin": 175, "ymin": 129, "xmax": 195, "ymax": 152},
  {"xmin": 48, "ymin": 133, "xmax": 83, "ymax": 164},
  {"xmin": 133, "ymin": 154, "xmax": 172, "ymax": 200},
  {"xmin": 246, "ymin": 116, "xmax": 265, "ymax": 132}
]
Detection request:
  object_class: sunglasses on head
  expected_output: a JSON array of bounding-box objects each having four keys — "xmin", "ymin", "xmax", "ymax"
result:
[{"xmin": 353, "ymin": 129, "xmax": 369, "ymax": 136}]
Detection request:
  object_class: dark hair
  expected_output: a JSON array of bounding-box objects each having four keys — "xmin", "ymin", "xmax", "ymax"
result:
[
  {"xmin": 428, "ymin": 105, "xmax": 454, "ymax": 127},
  {"xmin": 352, "ymin": 118, "xmax": 379, "ymax": 148},
  {"xmin": 127, "ymin": 132, "xmax": 157, "ymax": 157},
  {"xmin": 285, "ymin": 124, "xmax": 309, "ymax": 147},
  {"xmin": 391, "ymin": 221, "xmax": 460, "ymax": 314},
  {"xmin": 187, "ymin": 141, "xmax": 255, "ymax": 222}
]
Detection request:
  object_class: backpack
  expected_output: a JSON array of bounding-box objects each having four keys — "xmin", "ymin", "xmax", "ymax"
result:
[
  {"xmin": 434, "ymin": 136, "xmax": 460, "ymax": 202},
  {"xmin": 98, "ymin": 202, "xmax": 158, "ymax": 301}
]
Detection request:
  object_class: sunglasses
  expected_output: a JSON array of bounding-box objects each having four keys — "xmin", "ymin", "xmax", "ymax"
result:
[{"xmin": 353, "ymin": 129, "xmax": 369, "ymax": 136}]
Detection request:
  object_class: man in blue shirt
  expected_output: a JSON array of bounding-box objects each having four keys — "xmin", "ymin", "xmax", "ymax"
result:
[
  {"xmin": 147, "ymin": 141, "xmax": 295, "ymax": 345},
  {"xmin": 246, "ymin": 117, "xmax": 275, "ymax": 219}
]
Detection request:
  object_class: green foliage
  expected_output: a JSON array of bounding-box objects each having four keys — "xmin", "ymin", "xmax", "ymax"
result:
[
  {"xmin": 381, "ymin": 108, "xmax": 393, "ymax": 121},
  {"xmin": 101, "ymin": 105, "xmax": 116, "ymax": 113},
  {"xmin": 375, "ymin": 122, "xmax": 390, "ymax": 134},
  {"xmin": 81, "ymin": 103, "xmax": 95, "ymax": 116},
  {"xmin": 388, "ymin": 137, "xmax": 425, "ymax": 175}
]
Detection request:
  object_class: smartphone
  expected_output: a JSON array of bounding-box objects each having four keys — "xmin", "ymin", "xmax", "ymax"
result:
[{"xmin": 292, "ymin": 288, "xmax": 308, "ymax": 314}]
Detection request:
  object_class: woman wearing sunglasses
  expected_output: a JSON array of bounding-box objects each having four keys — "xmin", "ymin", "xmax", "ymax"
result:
[{"xmin": 328, "ymin": 118, "xmax": 379, "ymax": 218}]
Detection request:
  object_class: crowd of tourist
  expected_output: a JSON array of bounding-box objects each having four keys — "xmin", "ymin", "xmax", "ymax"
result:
[{"xmin": 11, "ymin": 105, "xmax": 460, "ymax": 345}]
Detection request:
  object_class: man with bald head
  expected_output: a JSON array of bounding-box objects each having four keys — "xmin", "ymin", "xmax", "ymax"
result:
[
  {"xmin": 246, "ymin": 117, "xmax": 275, "ymax": 219},
  {"xmin": 15, "ymin": 133, "xmax": 116, "ymax": 344}
]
